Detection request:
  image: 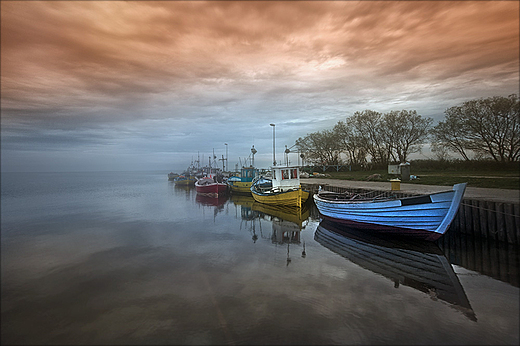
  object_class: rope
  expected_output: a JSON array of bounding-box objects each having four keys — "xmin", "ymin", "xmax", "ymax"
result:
[{"xmin": 460, "ymin": 202, "xmax": 519, "ymax": 218}]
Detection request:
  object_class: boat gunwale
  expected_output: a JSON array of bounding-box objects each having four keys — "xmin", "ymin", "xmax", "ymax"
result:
[
  {"xmin": 314, "ymin": 188, "xmax": 456, "ymax": 205},
  {"xmin": 251, "ymin": 187, "xmax": 305, "ymax": 197}
]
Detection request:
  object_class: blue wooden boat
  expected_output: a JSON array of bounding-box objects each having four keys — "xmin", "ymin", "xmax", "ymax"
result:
[
  {"xmin": 314, "ymin": 219, "xmax": 476, "ymax": 321},
  {"xmin": 313, "ymin": 183, "xmax": 467, "ymax": 241}
]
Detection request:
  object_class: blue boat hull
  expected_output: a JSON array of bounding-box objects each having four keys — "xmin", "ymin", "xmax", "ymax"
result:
[{"xmin": 313, "ymin": 183, "xmax": 467, "ymax": 241}]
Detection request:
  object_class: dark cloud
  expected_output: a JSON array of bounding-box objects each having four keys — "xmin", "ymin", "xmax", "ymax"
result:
[{"xmin": 1, "ymin": 1, "xmax": 518, "ymax": 172}]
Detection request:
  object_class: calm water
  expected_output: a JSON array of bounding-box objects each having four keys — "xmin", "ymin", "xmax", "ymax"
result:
[{"xmin": 1, "ymin": 171, "xmax": 518, "ymax": 345}]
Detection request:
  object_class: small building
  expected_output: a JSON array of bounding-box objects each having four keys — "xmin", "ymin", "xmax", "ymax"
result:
[
  {"xmin": 388, "ymin": 164, "xmax": 400, "ymax": 175},
  {"xmin": 388, "ymin": 163, "xmax": 411, "ymax": 181},
  {"xmin": 400, "ymin": 162, "xmax": 411, "ymax": 181}
]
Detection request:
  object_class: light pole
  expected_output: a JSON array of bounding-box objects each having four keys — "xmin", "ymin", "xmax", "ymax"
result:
[
  {"xmin": 251, "ymin": 145, "xmax": 257, "ymax": 167},
  {"xmin": 224, "ymin": 143, "xmax": 228, "ymax": 171},
  {"xmin": 284, "ymin": 144, "xmax": 297, "ymax": 166},
  {"xmin": 270, "ymin": 123, "xmax": 276, "ymax": 166}
]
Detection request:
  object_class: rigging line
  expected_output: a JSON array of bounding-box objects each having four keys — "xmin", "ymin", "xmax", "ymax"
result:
[{"xmin": 460, "ymin": 202, "xmax": 519, "ymax": 218}]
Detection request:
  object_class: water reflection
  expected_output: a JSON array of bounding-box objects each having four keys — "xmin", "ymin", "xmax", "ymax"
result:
[
  {"xmin": 437, "ymin": 227, "xmax": 519, "ymax": 288},
  {"xmin": 231, "ymin": 194, "xmax": 310, "ymax": 264},
  {"xmin": 315, "ymin": 219, "xmax": 477, "ymax": 322},
  {"xmin": 195, "ymin": 193, "xmax": 228, "ymax": 207},
  {"xmin": 195, "ymin": 193, "xmax": 229, "ymax": 222},
  {"xmin": 253, "ymin": 203, "xmax": 309, "ymax": 242},
  {"xmin": 172, "ymin": 182, "xmax": 193, "ymax": 200}
]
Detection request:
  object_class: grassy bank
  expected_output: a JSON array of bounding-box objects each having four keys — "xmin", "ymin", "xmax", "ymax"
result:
[{"xmin": 306, "ymin": 160, "xmax": 519, "ymax": 190}]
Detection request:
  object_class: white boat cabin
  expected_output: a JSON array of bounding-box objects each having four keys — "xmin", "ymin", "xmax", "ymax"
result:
[{"xmin": 271, "ymin": 166, "xmax": 302, "ymax": 192}]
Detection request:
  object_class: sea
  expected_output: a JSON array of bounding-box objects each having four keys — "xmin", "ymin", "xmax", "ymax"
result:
[{"xmin": 1, "ymin": 171, "xmax": 518, "ymax": 345}]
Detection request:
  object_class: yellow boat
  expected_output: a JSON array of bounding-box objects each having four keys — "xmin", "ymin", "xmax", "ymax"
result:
[
  {"xmin": 250, "ymin": 166, "xmax": 310, "ymax": 208},
  {"xmin": 173, "ymin": 175, "xmax": 196, "ymax": 186},
  {"xmin": 227, "ymin": 166, "xmax": 260, "ymax": 194}
]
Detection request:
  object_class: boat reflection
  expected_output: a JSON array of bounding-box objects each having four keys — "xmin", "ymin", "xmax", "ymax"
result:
[
  {"xmin": 230, "ymin": 194, "xmax": 256, "ymax": 219},
  {"xmin": 231, "ymin": 194, "xmax": 263, "ymax": 242},
  {"xmin": 437, "ymin": 228, "xmax": 519, "ymax": 288},
  {"xmin": 252, "ymin": 202, "xmax": 310, "ymax": 244},
  {"xmin": 171, "ymin": 182, "xmax": 193, "ymax": 199},
  {"xmin": 195, "ymin": 193, "xmax": 228, "ymax": 207},
  {"xmin": 195, "ymin": 193, "xmax": 228, "ymax": 220},
  {"xmin": 231, "ymin": 194, "xmax": 311, "ymax": 263},
  {"xmin": 314, "ymin": 219, "xmax": 477, "ymax": 322},
  {"xmin": 173, "ymin": 183, "xmax": 194, "ymax": 191}
]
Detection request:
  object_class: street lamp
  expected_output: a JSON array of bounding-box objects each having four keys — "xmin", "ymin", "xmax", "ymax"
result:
[
  {"xmin": 285, "ymin": 145, "xmax": 290, "ymax": 166},
  {"xmin": 251, "ymin": 145, "xmax": 257, "ymax": 167},
  {"xmin": 270, "ymin": 123, "xmax": 276, "ymax": 166},
  {"xmin": 224, "ymin": 143, "xmax": 228, "ymax": 171}
]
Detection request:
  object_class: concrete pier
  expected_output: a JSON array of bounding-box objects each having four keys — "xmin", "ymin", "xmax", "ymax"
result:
[{"xmin": 302, "ymin": 178, "xmax": 520, "ymax": 245}]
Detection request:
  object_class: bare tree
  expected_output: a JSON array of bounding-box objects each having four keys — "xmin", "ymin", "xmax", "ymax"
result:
[
  {"xmin": 432, "ymin": 94, "xmax": 520, "ymax": 162},
  {"xmin": 382, "ymin": 110, "xmax": 433, "ymax": 163},
  {"xmin": 333, "ymin": 121, "xmax": 367, "ymax": 166},
  {"xmin": 346, "ymin": 110, "xmax": 390, "ymax": 166},
  {"xmin": 295, "ymin": 129, "xmax": 343, "ymax": 165},
  {"xmin": 431, "ymin": 109, "xmax": 472, "ymax": 161}
]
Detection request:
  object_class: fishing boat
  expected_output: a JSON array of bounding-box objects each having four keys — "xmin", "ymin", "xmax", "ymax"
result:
[
  {"xmin": 173, "ymin": 174, "xmax": 196, "ymax": 186},
  {"xmin": 194, "ymin": 164, "xmax": 228, "ymax": 197},
  {"xmin": 250, "ymin": 166, "xmax": 310, "ymax": 208},
  {"xmin": 313, "ymin": 183, "xmax": 467, "ymax": 241},
  {"xmin": 314, "ymin": 219, "xmax": 476, "ymax": 321},
  {"xmin": 227, "ymin": 166, "xmax": 260, "ymax": 194},
  {"xmin": 195, "ymin": 176, "xmax": 228, "ymax": 197},
  {"xmin": 168, "ymin": 172, "xmax": 179, "ymax": 181}
]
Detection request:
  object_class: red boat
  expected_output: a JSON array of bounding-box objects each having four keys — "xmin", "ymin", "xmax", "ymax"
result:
[{"xmin": 195, "ymin": 177, "xmax": 228, "ymax": 197}]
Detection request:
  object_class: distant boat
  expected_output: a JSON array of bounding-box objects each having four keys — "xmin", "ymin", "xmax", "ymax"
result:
[
  {"xmin": 194, "ymin": 164, "xmax": 228, "ymax": 197},
  {"xmin": 227, "ymin": 166, "xmax": 260, "ymax": 195},
  {"xmin": 168, "ymin": 172, "xmax": 179, "ymax": 181},
  {"xmin": 173, "ymin": 174, "xmax": 196, "ymax": 186},
  {"xmin": 250, "ymin": 166, "xmax": 310, "ymax": 208},
  {"xmin": 314, "ymin": 219, "xmax": 476, "ymax": 321},
  {"xmin": 313, "ymin": 183, "xmax": 467, "ymax": 241},
  {"xmin": 195, "ymin": 176, "xmax": 228, "ymax": 197}
]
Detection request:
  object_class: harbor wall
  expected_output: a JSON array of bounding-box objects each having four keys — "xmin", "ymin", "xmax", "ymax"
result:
[
  {"xmin": 302, "ymin": 183, "xmax": 520, "ymax": 246},
  {"xmin": 437, "ymin": 219, "xmax": 519, "ymax": 287}
]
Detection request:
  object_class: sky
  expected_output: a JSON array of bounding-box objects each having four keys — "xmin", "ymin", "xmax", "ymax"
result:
[{"xmin": 1, "ymin": 1, "xmax": 519, "ymax": 173}]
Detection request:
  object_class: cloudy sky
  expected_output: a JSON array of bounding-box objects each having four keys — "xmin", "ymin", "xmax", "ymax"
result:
[{"xmin": 1, "ymin": 1, "xmax": 518, "ymax": 173}]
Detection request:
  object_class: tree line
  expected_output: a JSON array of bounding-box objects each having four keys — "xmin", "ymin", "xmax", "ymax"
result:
[{"xmin": 295, "ymin": 94, "xmax": 519, "ymax": 168}]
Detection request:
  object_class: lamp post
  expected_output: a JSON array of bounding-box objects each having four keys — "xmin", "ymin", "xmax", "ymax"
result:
[
  {"xmin": 224, "ymin": 143, "xmax": 228, "ymax": 171},
  {"xmin": 251, "ymin": 145, "xmax": 257, "ymax": 167},
  {"xmin": 285, "ymin": 145, "xmax": 290, "ymax": 166},
  {"xmin": 270, "ymin": 123, "xmax": 276, "ymax": 166}
]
